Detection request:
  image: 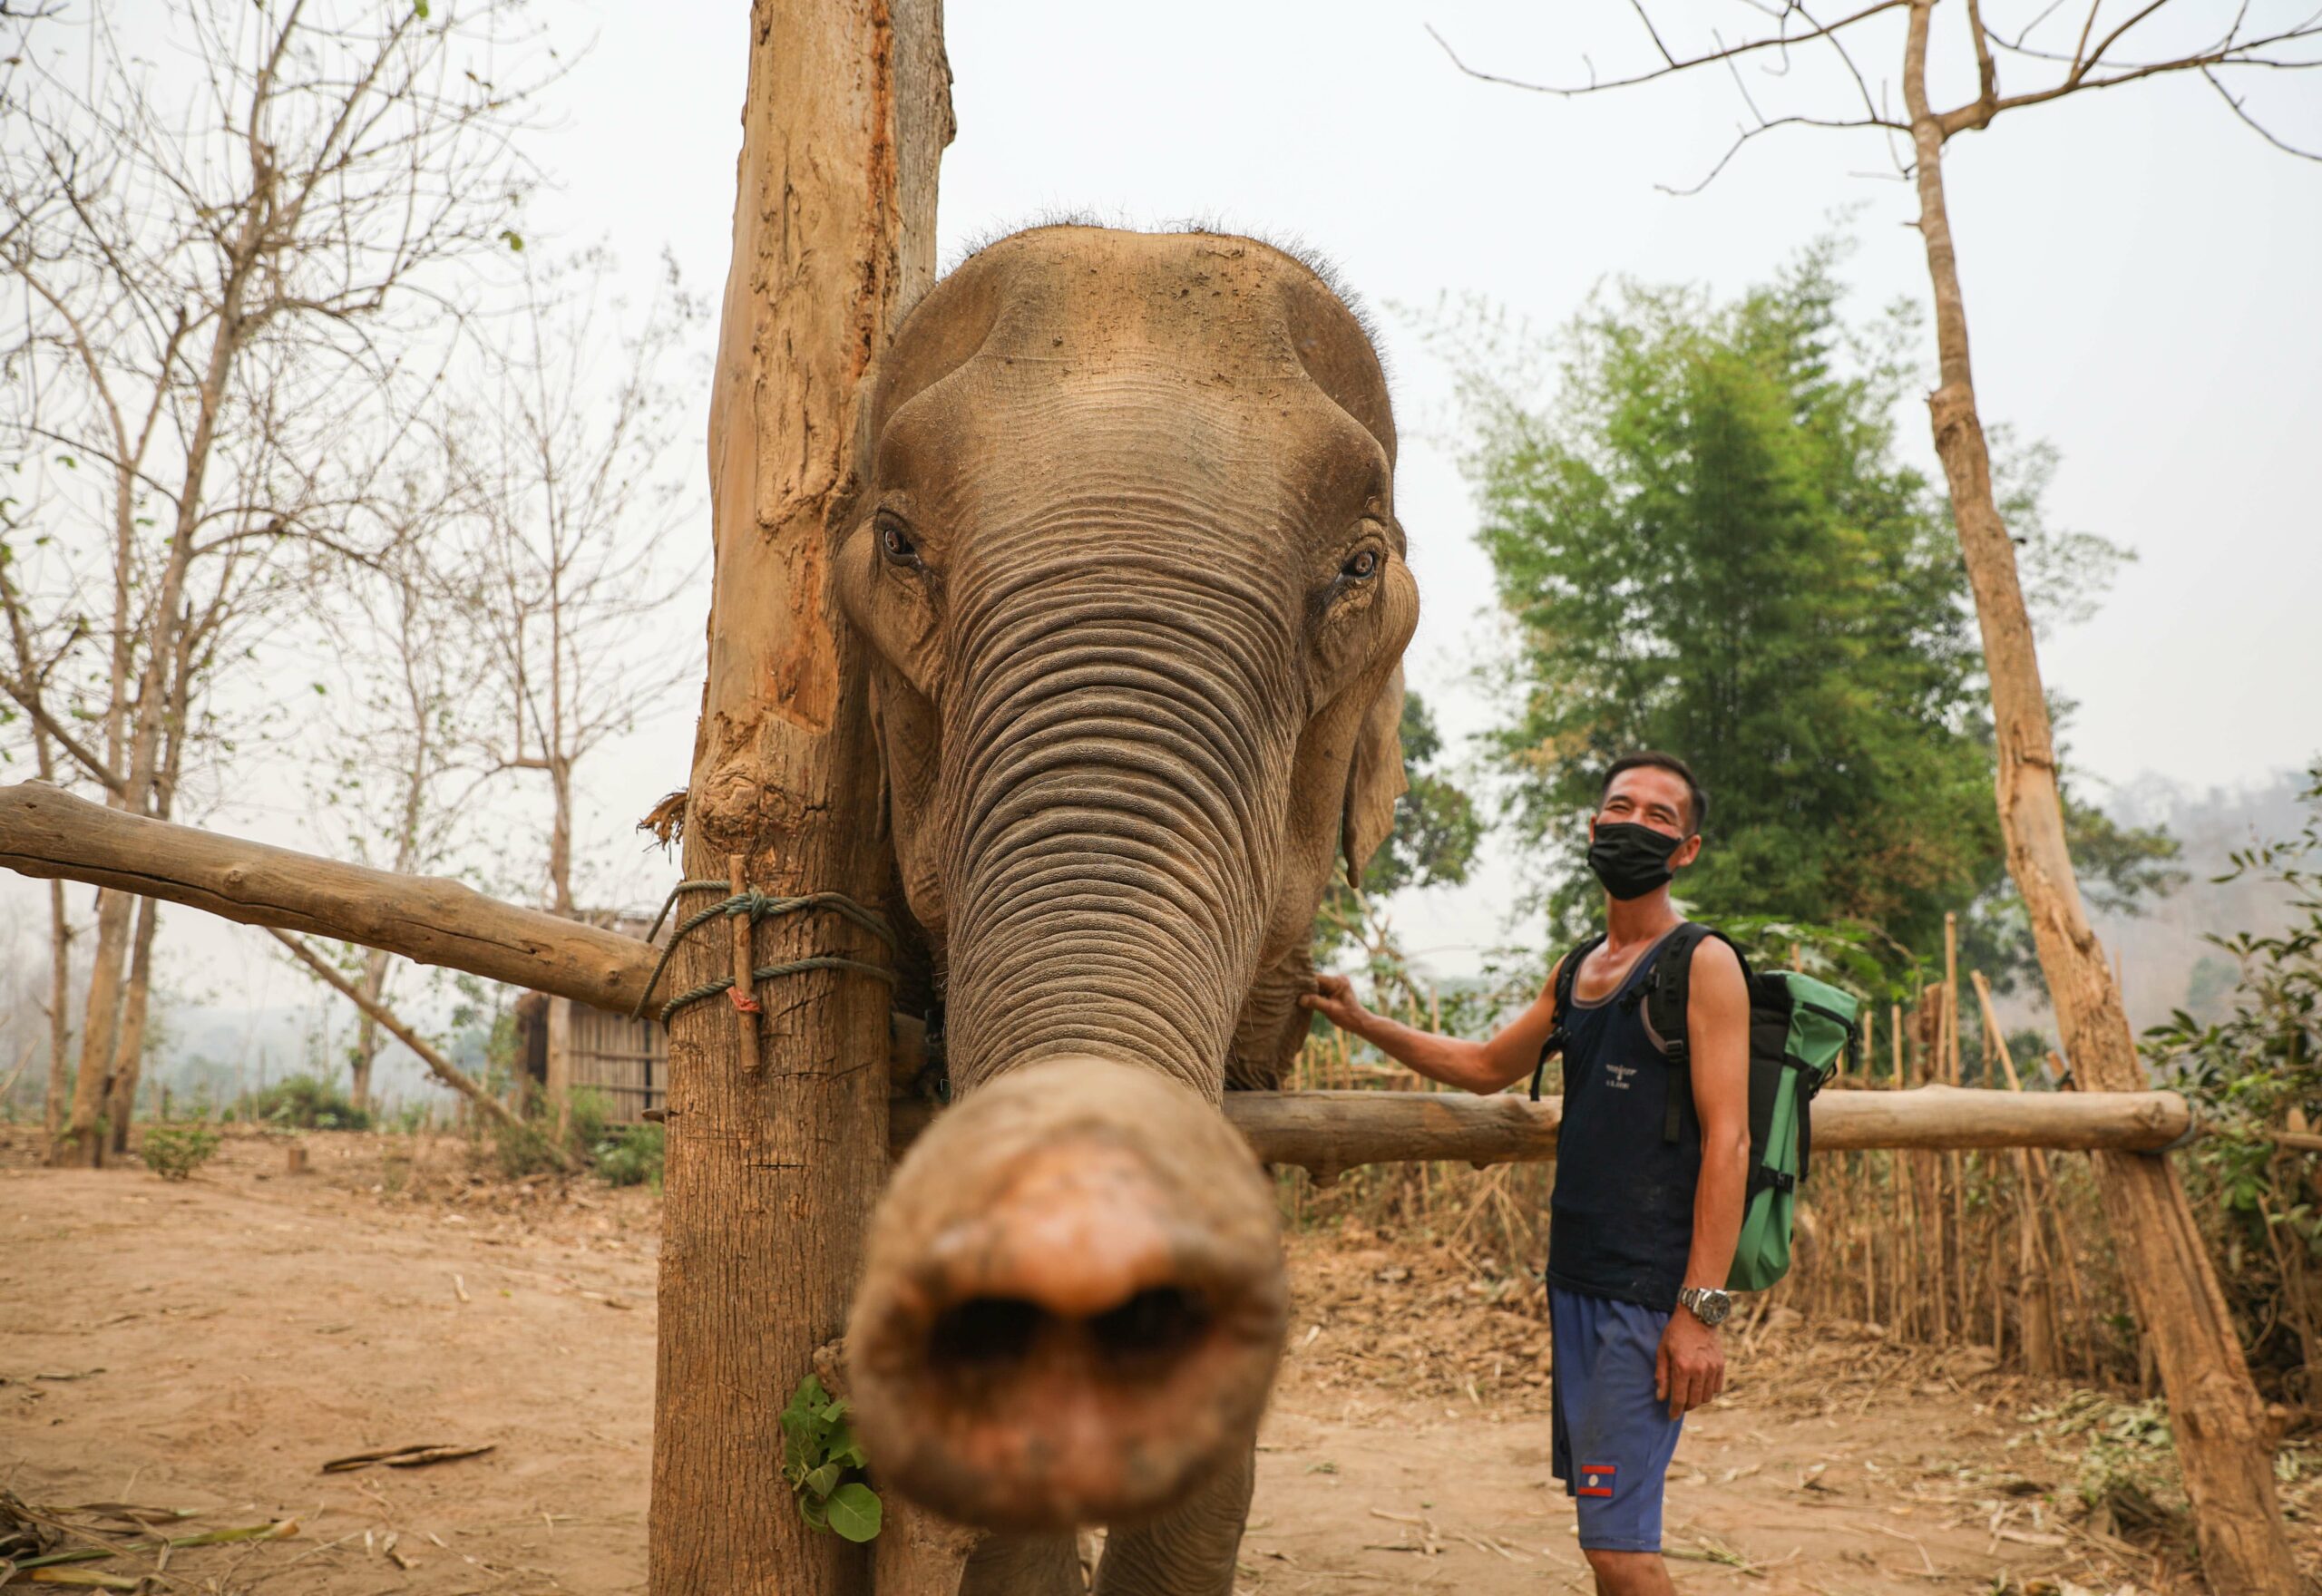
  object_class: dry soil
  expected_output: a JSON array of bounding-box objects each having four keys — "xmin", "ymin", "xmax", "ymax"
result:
[{"xmin": 4, "ymin": 1126, "xmax": 2312, "ymax": 1594}]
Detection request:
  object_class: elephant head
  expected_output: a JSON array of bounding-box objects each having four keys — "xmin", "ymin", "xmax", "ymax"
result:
[{"xmin": 839, "ymin": 226, "xmax": 1414, "ymax": 1537}]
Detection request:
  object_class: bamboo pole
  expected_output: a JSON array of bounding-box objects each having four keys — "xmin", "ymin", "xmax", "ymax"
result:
[
  {"xmin": 1944, "ymin": 914, "xmax": 1970, "ymax": 1341},
  {"xmin": 1974, "ymin": 971, "xmax": 2071, "ymax": 1378}
]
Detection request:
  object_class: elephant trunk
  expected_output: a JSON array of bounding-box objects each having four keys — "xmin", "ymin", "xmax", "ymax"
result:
[
  {"xmin": 845, "ymin": 1057, "xmax": 1283, "ymax": 1531},
  {"xmin": 849, "ymin": 573, "xmax": 1296, "ymax": 1529}
]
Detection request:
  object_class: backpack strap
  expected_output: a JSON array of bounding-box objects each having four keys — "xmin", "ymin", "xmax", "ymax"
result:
[
  {"xmin": 1637, "ymin": 924, "xmax": 1754, "ymax": 1144},
  {"xmin": 1528, "ymin": 935, "xmax": 1603, "ymax": 1104}
]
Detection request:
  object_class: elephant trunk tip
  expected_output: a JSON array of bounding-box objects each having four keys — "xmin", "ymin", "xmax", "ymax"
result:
[{"xmin": 847, "ymin": 1056, "xmax": 1285, "ymax": 1532}]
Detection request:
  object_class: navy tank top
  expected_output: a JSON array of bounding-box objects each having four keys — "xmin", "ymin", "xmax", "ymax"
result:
[{"xmin": 1546, "ymin": 929, "xmax": 1701, "ymax": 1312}]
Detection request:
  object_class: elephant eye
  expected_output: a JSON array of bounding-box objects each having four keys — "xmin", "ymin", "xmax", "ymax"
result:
[
  {"xmin": 1341, "ymin": 548, "xmax": 1381, "ymax": 580},
  {"xmin": 877, "ymin": 514, "xmax": 920, "ymax": 566}
]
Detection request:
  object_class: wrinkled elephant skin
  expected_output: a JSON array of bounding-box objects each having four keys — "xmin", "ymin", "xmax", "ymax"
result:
[{"xmin": 839, "ymin": 227, "xmax": 1415, "ymax": 1593}]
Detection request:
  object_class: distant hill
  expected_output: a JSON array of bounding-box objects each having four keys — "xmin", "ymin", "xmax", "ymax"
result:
[{"xmin": 2080, "ymin": 769, "xmax": 2309, "ymax": 1035}]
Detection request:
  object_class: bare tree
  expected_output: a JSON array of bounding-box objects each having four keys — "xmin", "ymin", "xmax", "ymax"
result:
[
  {"xmin": 0, "ymin": 0, "xmax": 554, "ymax": 1164},
  {"xmin": 0, "ymin": 502, "xmax": 79, "ymax": 1135},
  {"xmin": 1429, "ymin": 5, "xmax": 2317, "ymax": 1590},
  {"xmin": 445, "ymin": 249, "xmax": 703, "ymax": 918},
  {"xmin": 298, "ymin": 500, "xmax": 494, "ymax": 1113}
]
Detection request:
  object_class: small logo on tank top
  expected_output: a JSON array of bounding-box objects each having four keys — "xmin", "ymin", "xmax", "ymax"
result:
[{"xmin": 1605, "ymin": 1062, "xmax": 1637, "ymax": 1090}]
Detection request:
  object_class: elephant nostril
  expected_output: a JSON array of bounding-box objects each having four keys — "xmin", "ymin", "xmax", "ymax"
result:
[
  {"xmin": 1089, "ymin": 1286, "xmax": 1211, "ymax": 1367},
  {"xmin": 929, "ymin": 1296, "xmax": 1045, "ymax": 1373}
]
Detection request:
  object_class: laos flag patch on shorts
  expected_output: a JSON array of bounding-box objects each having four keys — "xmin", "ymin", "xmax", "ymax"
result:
[{"xmin": 1577, "ymin": 1464, "xmax": 1616, "ymax": 1499}]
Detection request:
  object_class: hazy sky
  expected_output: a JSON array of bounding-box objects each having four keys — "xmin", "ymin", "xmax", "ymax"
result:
[
  {"xmin": 522, "ymin": 0, "xmax": 2319, "ymax": 975},
  {"xmin": 9, "ymin": 0, "xmax": 2317, "ymax": 1021}
]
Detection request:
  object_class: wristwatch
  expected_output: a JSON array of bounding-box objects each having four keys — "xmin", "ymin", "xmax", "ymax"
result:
[{"xmin": 1676, "ymin": 1285, "xmax": 1733, "ymax": 1328}]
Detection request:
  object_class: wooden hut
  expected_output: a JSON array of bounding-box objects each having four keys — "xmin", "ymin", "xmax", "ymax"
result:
[{"xmin": 512, "ymin": 910, "xmax": 668, "ymax": 1124}]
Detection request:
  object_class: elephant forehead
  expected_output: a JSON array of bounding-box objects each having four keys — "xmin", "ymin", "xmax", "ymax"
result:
[
  {"xmin": 898, "ymin": 360, "xmax": 1381, "ymax": 514},
  {"xmin": 880, "ymin": 226, "xmax": 1395, "ymax": 462}
]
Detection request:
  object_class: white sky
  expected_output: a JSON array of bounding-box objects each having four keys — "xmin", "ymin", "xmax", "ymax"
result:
[{"xmin": 9, "ymin": 0, "xmax": 2318, "ymax": 1020}]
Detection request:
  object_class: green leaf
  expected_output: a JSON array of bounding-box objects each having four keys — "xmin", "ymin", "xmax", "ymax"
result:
[
  {"xmin": 801, "ymin": 1461, "xmax": 842, "ymax": 1499},
  {"xmin": 415, "ymin": 0, "xmax": 430, "ymax": 15},
  {"xmin": 824, "ymin": 1483, "xmax": 883, "ymax": 1542},
  {"xmin": 502, "ymin": 229, "xmax": 525, "ymax": 253},
  {"xmin": 824, "ymin": 1420, "xmax": 867, "ymax": 1469}
]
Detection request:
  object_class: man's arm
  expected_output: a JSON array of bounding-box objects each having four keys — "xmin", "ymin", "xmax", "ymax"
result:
[
  {"xmin": 1657, "ymin": 936, "xmax": 1751, "ymax": 1418},
  {"xmin": 1298, "ymin": 964, "xmax": 1565, "ymax": 1096}
]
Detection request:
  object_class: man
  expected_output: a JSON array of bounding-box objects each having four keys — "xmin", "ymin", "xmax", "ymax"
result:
[{"xmin": 1302, "ymin": 752, "xmax": 1751, "ymax": 1596}]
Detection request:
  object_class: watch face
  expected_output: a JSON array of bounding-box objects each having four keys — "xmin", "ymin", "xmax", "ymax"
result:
[{"xmin": 1687, "ymin": 1289, "xmax": 1732, "ymax": 1326}]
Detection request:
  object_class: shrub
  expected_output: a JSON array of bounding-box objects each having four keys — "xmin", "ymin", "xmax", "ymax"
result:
[
  {"xmin": 242, "ymin": 1073, "xmax": 371, "ymax": 1131},
  {"xmin": 593, "ymin": 1123, "xmax": 665, "ymax": 1190},
  {"xmin": 141, "ymin": 1122, "xmax": 220, "ymax": 1182},
  {"xmin": 489, "ymin": 1087, "xmax": 614, "ymax": 1179}
]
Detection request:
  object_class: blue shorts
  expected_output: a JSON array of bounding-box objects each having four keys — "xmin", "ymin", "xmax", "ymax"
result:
[{"xmin": 1549, "ymin": 1288, "xmax": 1686, "ymax": 1553}]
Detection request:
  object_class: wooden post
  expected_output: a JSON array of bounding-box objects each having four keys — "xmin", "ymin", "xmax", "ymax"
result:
[
  {"xmin": 1902, "ymin": 4, "xmax": 2298, "ymax": 1574},
  {"xmin": 650, "ymin": 5, "xmax": 951, "ymax": 1594}
]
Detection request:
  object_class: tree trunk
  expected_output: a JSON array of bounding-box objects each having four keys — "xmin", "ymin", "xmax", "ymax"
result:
[
  {"xmin": 352, "ymin": 944, "xmax": 392, "ymax": 1113},
  {"xmin": 43, "ymin": 879, "xmax": 72, "ymax": 1141},
  {"xmin": 1901, "ymin": 6, "xmax": 2297, "ymax": 1587},
  {"xmin": 104, "ymin": 894, "xmax": 160, "ymax": 1154},
  {"xmin": 54, "ymin": 884, "xmax": 130, "ymax": 1166},
  {"xmin": 650, "ymin": 3, "xmax": 951, "ymax": 1591}
]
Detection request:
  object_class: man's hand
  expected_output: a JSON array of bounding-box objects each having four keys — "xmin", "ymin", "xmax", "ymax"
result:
[
  {"xmin": 1299, "ymin": 973, "xmax": 1370, "ymax": 1031},
  {"xmin": 1654, "ymin": 1307, "xmax": 1725, "ymax": 1418}
]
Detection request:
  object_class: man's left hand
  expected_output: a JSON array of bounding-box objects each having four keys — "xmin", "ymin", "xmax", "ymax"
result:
[{"xmin": 1655, "ymin": 1306, "xmax": 1725, "ymax": 1418}]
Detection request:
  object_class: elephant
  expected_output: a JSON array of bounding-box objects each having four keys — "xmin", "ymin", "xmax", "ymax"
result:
[{"xmin": 838, "ymin": 223, "xmax": 1417, "ymax": 1595}]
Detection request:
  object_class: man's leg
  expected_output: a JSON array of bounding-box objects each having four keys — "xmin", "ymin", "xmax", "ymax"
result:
[
  {"xmin": 1556, "ymin": 1294, "xmax": 1688, "ymax": 1587},
  {"xmin": 1585, "ymin": 1546, "xmax": 1675, "ymax": 1596}
]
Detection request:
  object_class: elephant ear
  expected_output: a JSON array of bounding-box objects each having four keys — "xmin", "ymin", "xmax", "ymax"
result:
[{"xmin": 1341, "ymin": 667, "xmax": 1408, "ymax": 890}]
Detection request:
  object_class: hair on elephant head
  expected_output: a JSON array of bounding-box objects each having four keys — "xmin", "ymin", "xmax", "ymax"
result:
[{"xmin": 839, "ymin": 226, "xmax": 1415, "ymax": 1559}]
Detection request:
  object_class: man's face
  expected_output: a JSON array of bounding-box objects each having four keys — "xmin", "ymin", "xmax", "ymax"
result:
[{"xmin": 1592, "ymin": 767, "xmax": 1702, "ymax": 870}]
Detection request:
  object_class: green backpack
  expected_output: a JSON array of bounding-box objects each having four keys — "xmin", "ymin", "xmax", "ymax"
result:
[{"xmin": 1530, "ymin": 924, "xmax": 1859, "ymax": 1292}]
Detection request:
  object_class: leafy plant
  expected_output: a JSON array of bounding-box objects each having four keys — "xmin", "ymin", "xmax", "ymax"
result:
[
  {"xmin": 2143, "ymin": 763, "xmax": 2322, "ymax": 1402},
  {"xmin": 140, "ymin": 1121, "xmax": 220, "ymax": 1182},
  {"xmin": 240, "ymin": 1072, "xmax": 371, "ymax": 1131},
  {"xmin": 591, "ymin": 1122, "xmax": 664, "ymax": 1190},
  {"xmin": 779, "ymin": 1373, "xmax": 881, "ymax": 1542},
  {"xmin": 489, "ymin": 1087, "xmax": 612, "ymax": 1178}
]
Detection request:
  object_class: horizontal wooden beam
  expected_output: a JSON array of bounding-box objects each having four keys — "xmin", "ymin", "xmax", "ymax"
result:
[
  {"xmin": 0, "ymin": 781, "xmax": 2202, "ymax": 1169},
  {"xmin": 0, "ymin": 782, "xmax": 655, "ymax": 1012},
  {"xmin": 891, "ymin": 1083, "xmax": 2193, "ymax": 1174}
]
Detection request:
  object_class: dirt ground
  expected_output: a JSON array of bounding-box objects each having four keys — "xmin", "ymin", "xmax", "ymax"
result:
[{"xmin": 5, "ymin": 1127, "xmax": 2315, "ymax": 1594}]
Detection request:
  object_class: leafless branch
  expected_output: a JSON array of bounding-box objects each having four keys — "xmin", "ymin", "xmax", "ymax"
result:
[
  {"xmin": 2201, "ymin": 61, "xmax": 2322, "ymax": 157},
  {"xmin": 1426, "ymin": 2, "xmax": 1912, "ymax": 97}
]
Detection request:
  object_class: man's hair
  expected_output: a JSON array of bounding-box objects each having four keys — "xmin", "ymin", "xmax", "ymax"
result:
[{"xmin": 1600, "ymin": 752, "xmax": 1709, "ymax": 837}]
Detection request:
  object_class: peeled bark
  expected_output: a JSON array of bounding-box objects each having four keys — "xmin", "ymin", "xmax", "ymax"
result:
[
  {"xmin": 649, "ymin": 4, "xmax": 951, "ymax": 1592},
  {"xmin": 1902, "ymin": 6, "xmax": 2296, "ymax": 1587}
]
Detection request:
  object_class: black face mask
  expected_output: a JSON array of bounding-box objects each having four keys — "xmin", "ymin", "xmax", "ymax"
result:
[{"xmin": 1588, "ymin": 821, "xmax": 1684, "ymax": 900}]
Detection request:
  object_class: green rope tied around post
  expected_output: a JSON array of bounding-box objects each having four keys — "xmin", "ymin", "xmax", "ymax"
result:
[{"xmin": 633, "ymin": 879, "xmax": 900, "ymax": 1024}]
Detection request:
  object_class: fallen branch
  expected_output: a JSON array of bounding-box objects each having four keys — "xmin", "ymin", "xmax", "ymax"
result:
[
  {"xmin": 0, "ymin": 783, "xmax": 652, "ymax": 1011},
  {"xmin": 891, "ymin": 1083, "xmax": 2194, "ymax": 1174},
  {"xmin": 263, "ymin": 929, "xmax": 562, "ymax": 1160}
]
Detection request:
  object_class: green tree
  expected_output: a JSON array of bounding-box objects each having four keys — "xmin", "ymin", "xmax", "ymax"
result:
[
  {"xmin": 1314, "ymin": 690, "xmax": 1481, "ymax": 960},
  {"xmin": 1434, "ymin": 242, "xmax": 2168, "ymax": 972}
]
